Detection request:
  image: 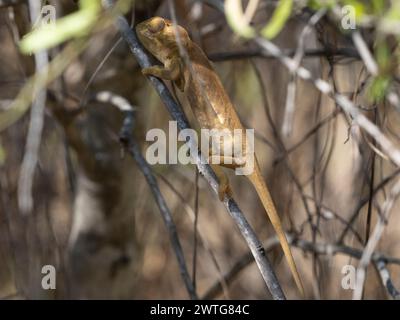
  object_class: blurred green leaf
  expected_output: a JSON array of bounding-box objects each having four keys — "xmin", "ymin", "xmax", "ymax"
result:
[
  {"xmin": 368, "ymin": 75, "xmax": 391, "ymax": 102},
  {"xmin": 20, "ymin": 0, "xmax": 135, "ymax": 54},
  {"xmin": 224, "ymin": 0, "xmax": 256, "ymax": 38},
  {"xmin": 80, "ymin": 0, "xmax": 101, "ymax": 10},
  {"xmin": 385, "ymin": 1, "xmax": 400, "ymax": 20},
  {"xmin": 19, "ymin": 0, "xmax": 102, "ymax": 54},
  {"xmin": 261, "ymin": 0, "xmax": 293, "ymax": 39},
  {"xmin": 375, "ymin": 41, "xmax": 391, "ymax": 70},
  {"xmin": 371, "ymin": 0, "xmax": 385, "ymax": 14},
  {"xmin": 307, "ymin": 0, "xmax": 336, "ymax": 10},
  {"xmin": 20, "ymin": 10, "xmax": 98, "ymax": 54},
  {"xmin": 378, "ymin": 1, "xmax": 400, "ymax": 35},
  {"xmin": 0, "ymin": 141, "xmax": 5, "ymax": 166}
]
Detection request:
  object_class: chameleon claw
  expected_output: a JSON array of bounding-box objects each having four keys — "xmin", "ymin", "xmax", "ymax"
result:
[{"xmin": 141, "ymin": 68, "xmax": 152, "ymax": 76}]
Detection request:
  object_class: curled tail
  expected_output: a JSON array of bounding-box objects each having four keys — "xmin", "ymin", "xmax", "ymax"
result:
[{"xmin": 248, "ymin": 162, "xmax": 304, "ymax": 297}]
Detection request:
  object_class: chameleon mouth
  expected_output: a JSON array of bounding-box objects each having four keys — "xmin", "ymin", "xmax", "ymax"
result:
[{"xmin": 136, "ymin": 29, "xmax": 152, "ymax": 44}]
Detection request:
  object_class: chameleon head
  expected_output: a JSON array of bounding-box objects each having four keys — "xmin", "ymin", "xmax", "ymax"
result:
[{"xmin": 136, "ymin": 17, "xmax": 190, "ymax": 62}]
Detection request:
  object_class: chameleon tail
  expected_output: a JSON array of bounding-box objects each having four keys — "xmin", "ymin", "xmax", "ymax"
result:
[{"xmin": 248, "ymin": 163, "xmax": 305, "ymax": 297}]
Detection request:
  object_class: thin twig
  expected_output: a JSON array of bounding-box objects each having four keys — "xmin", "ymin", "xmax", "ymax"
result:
[
  {"xmin": 353, "ymin": 178, "xmax": 400, "ymax": 300},
  {"xmin": 192, "ymin": 169, "xmax": 199, "ymax": 290},
  {"xmin": 158, "ymin": 173, "xmax": 231, "ymax": 299},
  {"xmin": 18, "ymin": 0, "xmax": 49, "ymax": 214},
  {"xmin": 365, "ymin": 111, "xmax": 377, "ymax": 244},
  {"xmin": 128, "ymin": 141, "xmax": 199, "ymax": 299},
  {"xmin": 338, "ymin": 167, "xmax": 400, "ymax": 243},
  {"xmin": 351, "ymin": 31, "xmax": 378, "ymax": 76},
  {"xmin": 208, "ymin": 48, "xmax": 360, "ymax": 62},
  {"xmin": 274, "ymin": 109, "xmax": 340, "ymax": 165},
  {"xmin": 94, "ymin": 90, "xmax": 198, "ymax": 300},
  {"xmin": 282, "ymin": 8, "xmax": 327, "ymax": 137}
]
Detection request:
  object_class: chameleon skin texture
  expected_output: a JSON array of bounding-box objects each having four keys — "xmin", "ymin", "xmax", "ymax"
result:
[{"xmin": 136, "ymin": 17, "xmax": 304, "ymax": 297}]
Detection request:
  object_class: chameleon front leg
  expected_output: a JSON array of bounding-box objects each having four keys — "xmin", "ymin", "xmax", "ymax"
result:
[{"xmin": 142, "ymin": 57, "xmax": 187, "ymax": 92}]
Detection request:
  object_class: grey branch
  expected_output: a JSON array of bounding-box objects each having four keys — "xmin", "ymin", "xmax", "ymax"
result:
[{"xmin": 376, "ymin": 261, "xmax": 400, "ymax": 300}]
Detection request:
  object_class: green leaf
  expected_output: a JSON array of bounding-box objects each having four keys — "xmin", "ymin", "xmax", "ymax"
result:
[
  {"xmin": 0, "ymin": 141, "xmax": 5, "ymax": 166},
  {"xmin": 20, "ymin": 10, "xmax": 97, "ymax": 54},
  {"xmin": 80, "ymin": 0, "xmax": 101, "ymax": 10},
  {"xmin": 19, "ymin": 0, "xmax": 102, "ymax": 54},
  {"xmin": 371, "ymin": 0, "xmax": 385, "ymax": 14},
  {"xmin": 375, "ymin": 41, "xmax": 390, "ymax": 69},
  {"xmin": 385, "ymin": 1, "xmax": 400, "ymax": 20},
  {"xmin": 308, "ymin": 0, "xmax": 336, "ymax": 10},
  {"xmin": 368, "ymin": 76, "xmax": 391, "ymax": 102},
  {"xmin": 261, "ymin": 0, "xmax": 293, "ymax": 39}
]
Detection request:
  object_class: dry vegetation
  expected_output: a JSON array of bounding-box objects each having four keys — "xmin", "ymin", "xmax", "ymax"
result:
[{"xmin": 1, "ymin": 0, "xmax": 400, "ymax": 300}]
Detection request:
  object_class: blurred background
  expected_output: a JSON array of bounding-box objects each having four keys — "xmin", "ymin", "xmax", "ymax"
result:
[{"xmin": 1, "ymin": 0, "xmax": 400, "ymax": 299}]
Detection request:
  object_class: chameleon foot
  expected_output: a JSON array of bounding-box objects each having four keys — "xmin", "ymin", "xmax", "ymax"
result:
[{"xmin": 218, "ymin": 183, "xmax": 232, "ymax": 201}]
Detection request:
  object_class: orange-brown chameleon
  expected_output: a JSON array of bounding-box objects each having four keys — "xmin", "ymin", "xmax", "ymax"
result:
[{"xmin": 136, "ymin": 16, "xmax": 304, "ymax": 297}]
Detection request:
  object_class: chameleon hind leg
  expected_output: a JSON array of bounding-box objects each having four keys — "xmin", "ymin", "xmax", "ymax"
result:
[
  {"xmin": 210, "ymin": 164, "xmax": 232, "ymax": 201},
  {"xmin": 209, "ymin": 155, "xmax": 247, "ymax": 201}
]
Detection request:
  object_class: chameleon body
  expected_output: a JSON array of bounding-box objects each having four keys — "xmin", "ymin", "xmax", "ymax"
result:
[{"xmin": 136, "ymin": 17, "xmax": 304, "ymax": 297}]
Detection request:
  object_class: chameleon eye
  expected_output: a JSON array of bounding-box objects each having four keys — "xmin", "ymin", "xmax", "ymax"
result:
[{"xmin": 149, "ymin": 18, "xmax": 165, "ymax": 33}]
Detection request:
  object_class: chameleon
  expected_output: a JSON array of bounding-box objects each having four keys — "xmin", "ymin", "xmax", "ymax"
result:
[{"xmin": 136, "ymin": 16, "xmax": 304, "ymax": 297}]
